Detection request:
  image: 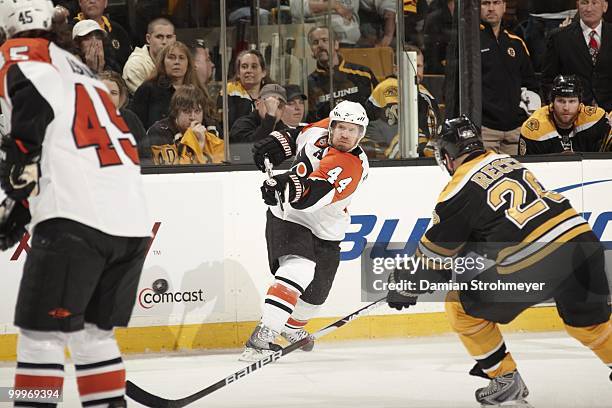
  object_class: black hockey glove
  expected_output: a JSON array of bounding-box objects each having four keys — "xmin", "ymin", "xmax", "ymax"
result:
[
  {"xmin": 0, "ymin": 137, "xmax": 41, "ymax": 201},
  {"xmin": 0, "ymin": 198, "xmax": 31, "ymax": 251},
  {"xmin": 386, "ymin": 267, "xmax": 420, "ymax": 310},
  {"xmin": 252, "ymin": 130, "xmax": 296, "ymax": 172},
  {"xmin": 261, "ymin": 172, "xmax": 304, "ymax": 206}
]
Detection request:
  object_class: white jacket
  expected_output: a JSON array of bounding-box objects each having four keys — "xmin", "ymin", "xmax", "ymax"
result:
[{"xmin": 122, "ymin": 45, "xmax": 156, "ymax": 94}]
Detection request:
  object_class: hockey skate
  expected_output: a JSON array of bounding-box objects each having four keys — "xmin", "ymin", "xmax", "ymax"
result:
[
  {"xmin": 476, "ymin": 370, "xmax": 533, "ymax": 407},
  {"xmin": 239, "ymin": 323, "xmax": 282, "ymax": 362},
  {"xmin": 281, "ymin": 328, "xmax": 315, "ymax": 351}
]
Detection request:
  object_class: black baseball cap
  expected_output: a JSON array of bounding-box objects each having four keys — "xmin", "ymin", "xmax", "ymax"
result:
[{"xmin": 285, "ymin": 84, "xmax": 307, "ymax": 101}]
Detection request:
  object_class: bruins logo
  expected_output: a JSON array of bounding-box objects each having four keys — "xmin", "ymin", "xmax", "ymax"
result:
[
  {"xmin": 507, "ymin": 47, "xmax": 516, "ymax": 58},
  {"xmin": 432, "ymin": 210, "xmax": 440, "ymax": 225},
  {"xmin": 584, "ymin": 106, "xmax": 597, "ymax": 115},
  {"xmin": 112, "ymin": 39, "xmax": 121, "ymax": 50},
  {"xmin": 383, "ymin": 85, "xmax": 398, "ymax": 99},
  {"xmin": 526, "ymin": 118, "xmax": 539, "ymax": 132}
]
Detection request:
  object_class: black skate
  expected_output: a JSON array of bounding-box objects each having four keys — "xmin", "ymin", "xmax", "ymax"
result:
[
  {"xmin": 476, "ymin": 370, "xmax": 533, "ymax": 407},
  {"xmin": 281, "ymin": 328, "xmax": 315, "ymax": 351},
  {"xmin": 239, "ymin": 323, "xmax": 282, "ymax": 362}
]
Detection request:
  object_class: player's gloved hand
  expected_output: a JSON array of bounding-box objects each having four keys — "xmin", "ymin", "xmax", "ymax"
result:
[
  {"xmin": 386, "ymin": 267, "xmax": 420, "ymax": 310},
  {"xmin": 252, "ymin": 130, "xmax": 296, "ymax": 172},
  {"xmin": 0, "ymin": 137, "xmax": 41, "ymax": 201},
  {"xmin": 0, "ymin": 198, "xmax": 31, "ymax": 251},
  {"xmin": 261, "ymin": 172, "xmax": 303, "ymax": 206}
]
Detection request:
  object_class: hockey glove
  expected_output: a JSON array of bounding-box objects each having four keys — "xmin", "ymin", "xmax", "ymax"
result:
[
  {"xmin": 0, "ymin": 137, "xmax": 41, "ymax": 201},
  {"xmin": 261, "ymin": 172, "xmax": 304, "ymax": 206},
  {"xmin": 252, "ymin": 130, "xmax": 296, "ymax": 172},
  {"xmin": 0, "ymin": 198, "xmax": 31, "ymax": 251},
  {"xmin": 386, "ymin": 267, "xmax": 420, "ymax": 310}
]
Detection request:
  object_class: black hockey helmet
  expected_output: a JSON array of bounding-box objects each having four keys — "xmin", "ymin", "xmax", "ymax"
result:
[
  {"xmin": 550, "ymin": 75, "xmax": 582, "ymax": 101},
  {"xmin": 433, "ymin": 115, "xmax": 484, "ymax": 175}
]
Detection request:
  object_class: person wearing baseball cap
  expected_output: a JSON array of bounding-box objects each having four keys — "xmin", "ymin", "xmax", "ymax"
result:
[
  {"xmin": 72, "ymin": 19, "xmax": 120, "ymax": 73},
  {"xmin": 230, "ymin": 84, "xmax": 291, "ymax": 143},
  {"xmin": 281, "ymin": 84, "xmax": 308, "ymax": 130}
]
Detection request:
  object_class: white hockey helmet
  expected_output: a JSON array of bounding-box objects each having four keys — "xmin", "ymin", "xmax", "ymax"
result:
[
  {"xmin": 0, "ymin": 0, "xmax": 54, "ymax": 39},
  {"xmin": 327, "ymin": 100, "xmax": 369, "ymax": 150}
]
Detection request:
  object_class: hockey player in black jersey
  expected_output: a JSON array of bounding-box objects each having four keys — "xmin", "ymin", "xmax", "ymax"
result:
[
  {"xmin": 519, "ymin": 75, "xmax": 612, "ymax": 155},
  {"xmin": 387, "ymin": 116, "xmax": 611, "ymax": 407}
]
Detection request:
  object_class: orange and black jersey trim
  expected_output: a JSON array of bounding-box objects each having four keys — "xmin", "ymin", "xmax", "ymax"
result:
[
  {"xmin": 0, "ymin": 38, "xmax": 55, "ymax": 154},
  {"xmin": 417, "ymin": 151, "xmax": 591, "ymax": 274}
]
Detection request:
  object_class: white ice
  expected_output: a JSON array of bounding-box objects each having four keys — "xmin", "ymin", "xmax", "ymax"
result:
[{"xmin": 0, "ymin": 331, "xmax": 610, "ymax": 408}]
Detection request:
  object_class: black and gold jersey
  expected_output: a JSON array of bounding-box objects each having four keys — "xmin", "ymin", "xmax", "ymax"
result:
[
  {"xmin": 307, "ymin": 57, "xmax": 378, "ymax": 123},
  {"xmin": 519, "ymin": 105, "xmax": 612, "ymax": 154},
  {"xmin": 417, "ymin": 151, "xmax": 591, "ymax": 274}
]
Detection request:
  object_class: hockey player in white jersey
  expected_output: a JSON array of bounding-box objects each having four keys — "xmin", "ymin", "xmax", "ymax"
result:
[
  {"xmin": 241, "ymin": 101, "xmax": 369, "ymax": 361},
  {"xmin": 0, "ymin": 1, "xmax": 150, "ymax": 406}
]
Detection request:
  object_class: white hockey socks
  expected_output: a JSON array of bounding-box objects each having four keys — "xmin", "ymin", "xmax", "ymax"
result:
[
  {"xmin": 261, "ymin": 255, "xmax": 316, "ymax": 333},
  {"xmin": 285, "ymin": 299, "xmax": 322, "ymax": 333},
  {"xmin": 68, "ymin": 324, "xmax": 126, "ymax": 407},
  {"xmin": 14, "ymin": 329, "xmax": 66, "ymax": 407}
]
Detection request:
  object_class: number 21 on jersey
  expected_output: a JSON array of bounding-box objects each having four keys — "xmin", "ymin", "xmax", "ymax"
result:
[
  {"xmin": 326, "ymin": 166, "xmax": 352, "ymax": 193},
  {"xmin": 72, "ymin": 84, "xmax": 139, "ymax": 167}
]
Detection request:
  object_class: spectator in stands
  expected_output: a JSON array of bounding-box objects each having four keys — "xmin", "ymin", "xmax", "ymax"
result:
[
  {"xmin": 221, "ymin": 49, "xmax": 271, "ymax": 130},
  {"xmin": 141, "ymin": 85, "xmax": 224, "ymax": 165},
  {"xmin": 480, "ymin": 0, "xmax": 539, "ymax": 155},
  {"xmin": 228, "ymin": 0, "xmax": 274, "ymax": 25},
  {"xmin": 403, "ymin": 0, "xmax": 428, "ymax": 46},
  {"xmin": 365, "ymin": 45, "xmax": 441, "ymax": 159},
  {"xmin": 358, "ymin": 0, "xmax": 397, "ymax": 47},
  {"xmin": 306, "ymin": 26, "xmax": 378, "ymax": 123},
  {"xmin": 543, "ymin": 0, "xmax": 612, "ymax": 112},
  {"xmin": 74, "ymin": 0, "xmax": 132, "ymax": 68},
  {"xmin": 190, "ymin": 39, "xmax": 215, "ymax": 87},
  {"xmin": 123, "ymin": 18, "xmax": 176, "ymax": 94},
  {"xmin": 524, "ymin": 0, "xmax": 576, "ymax": 72},
  {"xmin": 281, "ymin": 85, "xmax": 308, "ymax": 134},
  {"xmin": 72, "ymin": 20, "xmax": 120, "ymax": 73},
  {"xmin": 132, "ymin": 41, "xmax": 215, "ymax": 131},
  {"xmin": 290, "ymin": 0, "xmax": 361, "ymax": 46},
  {"xmin": 98, "ymin": 70, "xmax": 147, "ymax": 146},
  {"xmin": 363, "ymin": 76, "xmax": 399, "ymax": 159},
  {"xmin": 520, "ymin": 75, "xmax": 612, "ymax": 154},
  {"xmin": 423, "ymin": 0, "xmax": 454, "ymax": 74},
  {"xmin": 229, "ymin": 84, "xmax": 289, "ymax": 143}
]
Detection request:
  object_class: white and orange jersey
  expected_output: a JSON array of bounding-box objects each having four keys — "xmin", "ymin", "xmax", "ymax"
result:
[
  {"xmin": 0, "ymin": 38, "xmax": 150, "ymax": 237},
  {"xmin": 270, "ymin": 118, "xmax": 369, "ymax": 241}
]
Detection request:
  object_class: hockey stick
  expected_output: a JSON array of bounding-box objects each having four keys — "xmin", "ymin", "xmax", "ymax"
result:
[
  {"xmin": 263, "ymin": 156, "xmax": 285, "ymax": 213},
  {"xmin": 126, "ymin": 297, "xmax": 387, "ymax": 408}
]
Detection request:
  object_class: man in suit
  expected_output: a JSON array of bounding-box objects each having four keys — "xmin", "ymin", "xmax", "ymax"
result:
[{"xmin": 543, "ymin": 0, "xmax": 612, "ymax": 112}]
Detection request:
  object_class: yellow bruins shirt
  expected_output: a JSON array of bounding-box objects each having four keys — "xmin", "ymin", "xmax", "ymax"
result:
[
  {"xmin": 417, "ymin": 152, "xmax": 591, "ymax": 274},
  {"xmin": 520, "ymin": 105, "xmax": 612, "ymax": 154}
]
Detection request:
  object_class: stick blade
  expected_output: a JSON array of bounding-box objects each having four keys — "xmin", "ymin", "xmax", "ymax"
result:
[{"xmin": 126, "ymin": 380, "xmax": 174, "ymax": 408}]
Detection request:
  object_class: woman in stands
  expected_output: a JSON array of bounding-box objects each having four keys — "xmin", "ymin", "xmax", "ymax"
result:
[
  {"xmin": 131, "ymin": 41, "xmax": 217, "ymax": 132},
  {"xmin": 221, "ymin": 49, "xmax": 272, "ymax": 132}
]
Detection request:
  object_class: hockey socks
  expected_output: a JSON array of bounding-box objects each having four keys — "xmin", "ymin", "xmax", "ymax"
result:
[
  {"xmin": 445, "ymin": 294, "xmax": 517, "ymax": 378},
  {"xmin": 69, "ymin": 324, "xmax": 126, "ymax": 407},
  {"xmin": 565, "ymin": 319, "xmax": 612, "ymax": 372},
  {"xmin": 14, "ymin": 330, "xmax": 65, "ymax": 407},
  {"xmin": 262, "ymin": 256, "xmax": 316, "ymax": 333}
]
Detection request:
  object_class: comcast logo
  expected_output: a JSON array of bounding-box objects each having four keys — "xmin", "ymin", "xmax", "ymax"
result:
[{"xmin": 138, "ymin": 279, "xmax": 205, "ymax": 309}]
